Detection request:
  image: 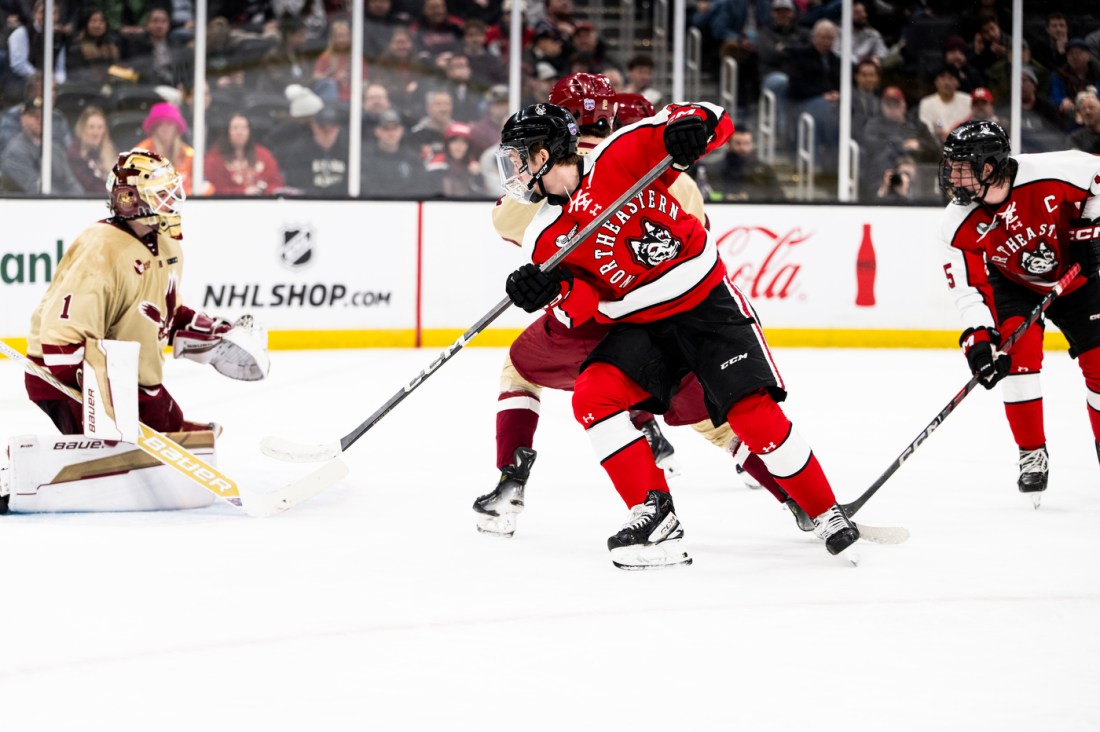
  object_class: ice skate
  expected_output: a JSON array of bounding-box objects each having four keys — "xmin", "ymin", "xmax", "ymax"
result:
[
  {"xmin": 784, "ymin": 499, "xmax": 815, "ymax": 532},
  {"xmin": 1017, "ymin": 446, "xmax": 1048, "ymax": 509},
  {"xmin": 473, "ymin": 447, "xmax": 536, "ymax": 537},
  {"xmin": 607, "ymin": 490, "xmax": 692, "ymax": 570},
  {"xmin": 736, "ymin": 463, "xmax": 762, "ymax": 489},
  {"xmin": 640, "ymin": 419, "xmax": 682, "ymax": 479},
  {"xmin": 812, "ymin": 503, "xmax": 860, "ymax": 559},
  {"xmin": 0, "ymin": 465, "xmax": 9, "ymax": 515}
]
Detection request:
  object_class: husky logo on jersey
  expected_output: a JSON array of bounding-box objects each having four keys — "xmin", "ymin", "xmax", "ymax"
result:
[
  {"xmin": 1020, "ymin": 241, "xmax": 1058, "ymax": 275},
  {"xmin": 280, "ymin": 226, "xmax": 314, "ymax": 270},
  {"xmin": 628, "ymin": 219, "xmax": 682, "ymax": 268},
  {"xmin": 555, "ymin": 223, "xmax": 579, "ymax": 248}
]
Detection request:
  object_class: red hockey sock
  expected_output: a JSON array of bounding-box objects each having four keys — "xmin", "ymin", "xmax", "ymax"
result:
[
  {"xmin": 575, "ymin": 363, "xmax": 668, "ymax": 507},
  {"xmin": 1003, "ymin": 400, "xmax": 1045, "ymax": 451},
  {"xmin": 726, "ymin": 390, "xmax": 836, "ymax": 518},
  {"xmin": 496, "ymin": 390, "xmax": 540, "ymax": 469},
  {"xmin": 1000, "ymin": 317, "xmax": 1046, "ymax": 450},
  {"xmin": 1078, "ymin": 349, "xmax": 1100, "ymax": 444}
]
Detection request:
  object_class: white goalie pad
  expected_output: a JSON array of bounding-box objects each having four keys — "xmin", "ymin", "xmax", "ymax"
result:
[
  {"xmin": 83, "ymin": 339, "xmax": 140, "ymax": 444},
  {"xmin": 175, "ymin": 315, "xmax": 271, "ymax": 381},
  {"xmin": 4, "ymin": 432, "xmax": 218, "ymax": 513}
]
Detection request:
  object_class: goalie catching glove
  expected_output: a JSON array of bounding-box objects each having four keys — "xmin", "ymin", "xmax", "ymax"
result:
[
  {"xmin": 173, "ymin": 313, "xmax": 271, "ymax": 381},
  {"xmin": 506, "ymin": 263, "xmax": 574, "ymax": 313},
  {"xmin": 961, "ymin": 326, "xmax": 1010, "ymax": 389}
]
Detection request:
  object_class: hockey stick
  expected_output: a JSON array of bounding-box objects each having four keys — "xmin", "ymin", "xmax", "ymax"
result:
[
  {"xmin": 0, "ymin": 341, "xmax": 348, "ymax": 517},
  {"xmin": 842, "ymin": 262, "xmax": 1082, "ymax": 517},
  {"xmin": 261, "ymin": 155, "xmax": 677, "ymax": 463}
]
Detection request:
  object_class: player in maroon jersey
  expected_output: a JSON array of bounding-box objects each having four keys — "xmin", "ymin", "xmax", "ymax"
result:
[
  {"xmin": 496, "ymin": 102, "xmax": 858, "ymax": 568},
  {"xmin": 938, "ymin": 120, "xmax": 1100, "ymax": 506}
]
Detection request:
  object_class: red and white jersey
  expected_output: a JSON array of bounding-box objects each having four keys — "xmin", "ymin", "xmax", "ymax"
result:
[
  {"xmin": 522, "ymin": 102, "xmax": 734, "ymax": 326},
  {"xmin": 939, "ymin": 150, "xmax": 1100, "ymax": 331}
]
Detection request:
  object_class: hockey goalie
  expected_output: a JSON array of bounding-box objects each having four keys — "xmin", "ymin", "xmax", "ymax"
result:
[{"xmin": 2, "ymin": 149, "xmax": 269, "ymax": 514}]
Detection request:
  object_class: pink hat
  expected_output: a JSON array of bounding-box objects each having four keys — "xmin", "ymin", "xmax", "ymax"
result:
[{"xmin": 142, "ymin": 102, "xmax": 189, "ymax": 136}]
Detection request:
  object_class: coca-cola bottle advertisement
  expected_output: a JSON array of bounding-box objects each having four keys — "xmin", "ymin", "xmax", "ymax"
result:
[{"xmin": 855, "ymin": 223, "xmax": 876, "ymax": 307}]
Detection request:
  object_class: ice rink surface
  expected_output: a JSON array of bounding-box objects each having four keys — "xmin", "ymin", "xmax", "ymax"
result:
[{"xmin": 2, "ymin": 345, "xmax": 1099, "ymax": 731}]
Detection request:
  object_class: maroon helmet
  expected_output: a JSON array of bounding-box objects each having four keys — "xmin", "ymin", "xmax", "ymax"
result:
[
  {"xmin": 615, "ymin": 93, "xmax": 655, "ymax": 128},
  {"xmin": 548, "ymin": 72, "xmax": 617, "ymax": 132}
]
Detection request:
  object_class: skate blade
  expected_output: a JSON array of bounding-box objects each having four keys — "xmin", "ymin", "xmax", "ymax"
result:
[
  {"xmin": 475, "ymin": 513, "xmax": 517, "ymax": 537},
  {"xmin": 1028, "ymin": 493, "xmax": 1043, "ymax": 510},
  {"xmin": 610, "ymin": 539, "xmax": 693, "ymax": 570},
  {"xmin": 657, "ymin": 455, "xmax": 684, "ymax": 480}
]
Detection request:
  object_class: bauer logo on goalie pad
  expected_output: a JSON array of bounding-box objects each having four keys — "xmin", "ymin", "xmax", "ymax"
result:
[{"xmin": 280, "ymin": 225, "xmax": 315, "ymax": 270}]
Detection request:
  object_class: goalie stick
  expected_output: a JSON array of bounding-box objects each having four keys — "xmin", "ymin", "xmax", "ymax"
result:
[
  {"xmin": 0, "ymin": 341, "xmax": 347, "ymax": 517},
  {"xmin": 261, "ymin": 155, "xmax": 677, "ymax": 463},
  {"xmin": 841, "ymin": 262, "xmax": 1082, "ymax": 517}
]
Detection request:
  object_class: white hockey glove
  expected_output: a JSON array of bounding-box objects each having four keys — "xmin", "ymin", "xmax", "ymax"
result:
[{"xmin": 174, "ymin": 314, "xmax": 271, "ymax": 381}]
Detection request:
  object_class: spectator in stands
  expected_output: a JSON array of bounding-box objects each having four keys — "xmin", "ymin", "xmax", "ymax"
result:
[
  {"xmin": 622, "ymin": 53, "xmax": 660, "ymax": 106},
  {"xmin": 411, "ymin": 0, "xmax": 464, "ymax": 61},
  {"xmin": 102, "ymin": 0, "xmax": 149, "ymax": 37},
  {"xmin": 787, "ymin": 19, "xmax": 841, "ymax": 170},
  {"xmin": 168, "ymin": 0, "xmax": 195, "ymax": 44},
  {"xmin": 842, "ymin": 2, "xmax": 886, "ymax": 65},
  {"xmin": 364, "ymin": 0, "xmax": 409, "ymax": 61},
  {"xmin": 757, "ymin": 0, "xmax": 807, "ymax": 141},
  {"xmin": 1016, "ymin": 65, "xmax": 1068, "ymax": 153},
  {"xmin": 0, "ymin": 96, "xmax": 81, "ymax": 193},
  {"xmin": 918, "ymin": 64, "xmax": 970, "ymax": 143},
  {"xmin": 264, "ymin": 83, "xmax": 324, "ymax": 157},
  {"xmin": 971, "ymin": 12, "xmax": 1009, "ymax": 78},
  {"xmin": 469, "ymin": 83, "xmax": 509, "ymax": 159},
  {"xmin": 984, "ymin": 37, "xmax": 1048, "ymax": 105},
  {"xmin": 1070, "ymin": 89, "xmax": 1100, "ymax": 153},
  {"xmin": 523, "ymin": 60, "xmax": 559, "ymax": 106},
  {"xmin": 485, "ymin": 0, "xmax": 532, "ymax": 59},
  {"xmin": 407, "ymin": 86, "xmax": 454, "ymax": 159},
  {"xmin": 280, "ymin": 103, "xmax": 350, "ymax": 195},
  {"xmin": 874, "ymin": 152, "xmax": 917, "ymax": 203},
  {"xmin": 125, "ymin": 6, "xmax": 187, "ymax": 88},
  {"xmin": 462, "ymin": 18, "xmax": 506, "ymax": 87},
  {"xmin": 539, "ymin": 0, "xmax": 578, "ymax": 40},
  {"xmin": 67, "ymin": 106, "xmax": 117, "ymax": 194},
  {"xmin": 425, "ymin": 120, "xmax": 484, "ymax": 198},
  {"xmin": 439, "ymin": 52, "xmax": 482, "ymax": 122},
  {"xmin": 851, "ymin": 57, "xmax": 881, "ymax": 139},
  {"xmin": 1027, "ymin": 11, "xmax": 1068, "ymax": 75},
  {"xmin": 1051, "ymin": 39, "xmax": 1100, "ymax": 130},
  {"xmin": 204, "ymin": 113, "xmax": 286, "ymax": 195},
  {"xmin": 568, "ymin": 21, "xmax": 614, "ymax": 75},
  {"xmin": 313, "ymin": 17, "xmax": 366, "ymax": 102},
  {"xmin": 372, "ymin": 25, "xmax": 431, "ymax": 122},
  {"xmin": 204, "ymin": 16, "xmax": 248, "ymax": 90},
  {"xmin": 525, "ymin": 26, "xmax": 569, "ymax": 78},
  {"xmin": 857, "ymin": 86, "xmax": 932, "ymax": 199},
  {"xmin": 361, "ymin": 81, "xmax": 396, "ymax": 136},
  {"xmin": 66, "ymin": 8, "xmax": 121, "ymax": 85},
  {"xmin": 7, "ymin": 0, "xmax": 69, "ymax": 84},
  {"xmin": 361, "ymin": 107, "xmax": 427, "ymax": 197},
  {"xmin": 135, "ymin": 102, "xmax": 204, "ymax": 195},
  {"xmin": 256, "ymin": 14, "xmax": 313, "ymax": 94},
  {"xmin": 940, "ymin": 35, "xmax": 984, "ymax": 94},
  {"xmin": 960, "ymin": 86, "xmax": 1001, "ymax": 128},
  {"xmin": 715, "ymin": 127, "xmax": 784, "ymax": 201},
  {"xmin": 0, "ymin": 74, "xmax": 71, "ymax": 153},
  {"xmin": 448, "ymin": 0, "xmax": 504, "ymax": 26}
]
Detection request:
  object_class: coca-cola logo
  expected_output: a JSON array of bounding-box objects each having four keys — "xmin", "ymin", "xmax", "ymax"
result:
[{"xmin": 716, "ymin": 226, "xmax": 809, "ymax": 300}]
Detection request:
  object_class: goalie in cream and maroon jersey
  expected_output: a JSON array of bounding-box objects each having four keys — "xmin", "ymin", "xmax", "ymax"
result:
[
  {"xmin": 938, "ymin": 119, "xmax": 1100, "ymax": 505},
  {"xmin": 3, "ymin": 149, "xmax": 270, "ymax": 515},
  {"xmin": 495, "ymin": 100, "xmax": 860, "ymax": 568}
]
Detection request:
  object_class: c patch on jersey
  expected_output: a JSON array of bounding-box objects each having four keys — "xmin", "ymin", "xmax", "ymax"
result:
[
  {"xmin": 280, "ymin": 225, "xmax": 314, "ymax": 270},
  {"xmin": 629, "ymin": 219, "xmax": 682, "ymax": 268},
  {"xmin": 1020, "ymin": 241, "xmax": 1058, "ymax": 275}
]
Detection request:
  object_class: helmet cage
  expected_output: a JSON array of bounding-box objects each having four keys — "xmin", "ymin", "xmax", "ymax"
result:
[
  {"xmin": 107, "ymin": 149, "xmax": 186, "ymax": 219},
  {"xmin": 939, "ymin": 121, "xmax": 1010, "ymax": 205},
  {"xmin": 497, "ymin": 104, "xmax": 579, "ymax": 203}
]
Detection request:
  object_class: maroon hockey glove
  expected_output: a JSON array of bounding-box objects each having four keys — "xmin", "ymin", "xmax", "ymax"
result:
[
  {"xmin": 961, "ymin": 327, "xmax": 1011, "ymax": 389},
  {"xmin": 506, "ymin": 263, "xmax": 574, "ymax": 313},
  {"xmin": 1068, "ymin": 218, "xmax": 1100, "ymax": 277},
  {"xmin": 663, "ymin": 105, "xmax": 717, "ymax": 169}
]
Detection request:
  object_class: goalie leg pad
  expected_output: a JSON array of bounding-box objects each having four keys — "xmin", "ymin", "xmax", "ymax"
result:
[
  {"xmin": 83, "ymin": 339, "xmax": 140, "ymax": 444},
  {"xmin": 5, "ymin": 432, "xmax": 218, "ymax": 513}
]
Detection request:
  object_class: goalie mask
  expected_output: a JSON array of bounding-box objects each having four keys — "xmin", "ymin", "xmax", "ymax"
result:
[
  {"xmin": 107, "ymin": 149, "xmax": 186, "ymax": 235},
  {"xmin": 939, "ymin": 120, "xmax": 1011, "ymax": 206},
  {"xmin": 496, "ymin": 103, "xmax": 579, "ymax": 204}
]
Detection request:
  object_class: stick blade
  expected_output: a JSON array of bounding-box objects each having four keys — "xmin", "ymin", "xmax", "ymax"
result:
[
  {"xmin": 242, "ymin": 459, "xmax": 349, "ymax": 517},
  {"xmin": 260, "ymin": 435, "xmax": 343, "ymax": 463}
]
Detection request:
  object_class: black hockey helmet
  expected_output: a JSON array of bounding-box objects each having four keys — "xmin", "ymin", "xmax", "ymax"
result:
[
  {"xmin": 939, "ymin": 119, "xmax": 1011, "ymax": 205},
  {"xmin": 497, "ymin": 103, "xmax": 580, "ymax": 203}
]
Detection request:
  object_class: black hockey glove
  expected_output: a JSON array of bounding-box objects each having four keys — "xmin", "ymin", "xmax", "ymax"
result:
[
  {"xmin": 1068, "ymin": 218, "xmax": 1100, "ymax": 277},
  {"xmin": 961, "ymin": 327, "xmax": 1011, "ymax": 389},
  {"xmin": 663, "ymin": 106, "xmax": 717, "ymax": 169},
  {"xmin": 506, "ymin": 263, "xmax": 573, "ymax": 313}
]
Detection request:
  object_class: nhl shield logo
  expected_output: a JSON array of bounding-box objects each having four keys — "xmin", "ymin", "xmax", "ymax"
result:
[{"xmin": 280, "ymin": 225, "xmax": 314, "ymax": 270}]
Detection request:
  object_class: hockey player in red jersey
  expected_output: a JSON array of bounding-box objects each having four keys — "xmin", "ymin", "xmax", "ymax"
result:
[
  {"xmin": 938, "ymin": 120, "xmax": 1100, "ymax": 506},
  {"xmin": 496, "ymin": 102, "xmax": 858, "ymax": 567}
]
